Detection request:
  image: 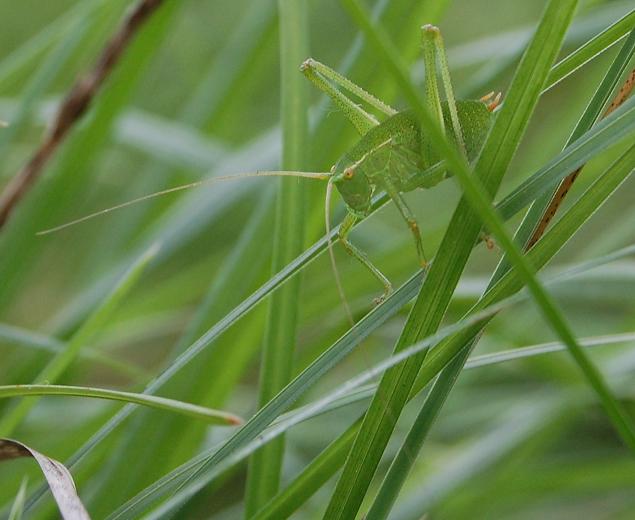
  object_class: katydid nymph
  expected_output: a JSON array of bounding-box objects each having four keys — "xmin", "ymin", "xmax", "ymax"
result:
[{"xmin": 39, "ymin": 25, "xmax": 499, "ymax": 304}]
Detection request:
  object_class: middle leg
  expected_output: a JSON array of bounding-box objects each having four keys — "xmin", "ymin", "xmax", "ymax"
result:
[{"xmin": 338, "ymin": 212, "xmax": 393, "ymax": 303}]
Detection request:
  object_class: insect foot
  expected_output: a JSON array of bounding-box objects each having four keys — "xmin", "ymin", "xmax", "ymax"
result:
[
  {"xmin": 479, "ymin": 232, "xmax": 497, "ymax": 251},
  {"xmin": 299, "ymin": 57, "xmax": 316, "ymax": 72},
  {"xmin": 372, "ymin": 285, "xmax": 394, "ymax": 306}
]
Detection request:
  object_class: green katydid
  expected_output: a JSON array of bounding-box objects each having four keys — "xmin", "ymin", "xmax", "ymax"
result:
[{"xmin": 39, "ymin": 25, "xmax": 499, "ymax": 303}]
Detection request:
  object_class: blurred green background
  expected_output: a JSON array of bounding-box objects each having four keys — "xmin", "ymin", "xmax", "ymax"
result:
[{"xmin": 0, "ymin": 0, "xmax": 633, "ymax": 518}]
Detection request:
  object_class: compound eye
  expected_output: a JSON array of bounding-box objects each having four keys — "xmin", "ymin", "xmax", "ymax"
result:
[{"xmin": 343, "ymin": 168, "xmax": 354, "ymax": 179}]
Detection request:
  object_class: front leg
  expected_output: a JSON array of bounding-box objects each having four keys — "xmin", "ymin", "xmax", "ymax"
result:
[
  {"xmin": 383, "ymin": 180, "xmax": 428, "ymax": 268},
  {"xmin": 338, "ymin": 212, "xmax": 393, "ymax": 303}
]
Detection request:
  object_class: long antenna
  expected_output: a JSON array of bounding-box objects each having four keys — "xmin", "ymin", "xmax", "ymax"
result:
[
  {"xmin": 37, "ymin": 170, "xmax": 330, "ymax": 235},
  {"xmin": 325, "ymin": 179, "xmax": 354, "ymax": 326}
]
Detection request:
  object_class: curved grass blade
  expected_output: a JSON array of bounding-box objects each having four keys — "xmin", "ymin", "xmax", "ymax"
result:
[
  {"xmin": 466, "ymin": 332, "xmax": 635, "ymax": 369},
  {"xmin": 0, "ymin": 385, "xmax": 242, "ymax": 426}
]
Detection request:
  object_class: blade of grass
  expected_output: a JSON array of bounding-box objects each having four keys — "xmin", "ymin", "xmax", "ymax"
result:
[
  {"xmin": 459, "ymin": 4, "xmax": 634, "ymax": 97},
  {"xmin": 61, "ymin": 93, "xmax": 632, "ymax": 514},
  {"xmin": 244, "ymin": 0, "xmax": 310, "ymax": 514},
  {"xmin": 0, "ymin": 384, "xmax": 241, "ymax": 426},
  {"xmin": 60, "ymin": 88, "xmax": 630, "ymax": 517},
  {"xmin": 368, "ymin": 30, "xmax": 635, "ymax": 517},
  {"xmin": 325, "ymin": 1, "xmax": 578, "ymax": 517},
  {"xmin": 250, "ymin": 248, "xmax": 635, "ymax": 519},
  {"xmin": 37, "ymin": 2, "xmax": 629, "ymax": 510},
  {"xmin": 413, "ymin": 144, "xmax": 635, "ymax": 400},
  {"xmin": 466, "ymin": 332, "xmax": 635, "ymax": 369},
  {"xmin": 0, "ymin": 244, "xmax": 158, "ymax": 436},
  {"xmin": 108, "ymin": 235, "xmax": 635, "ymax": 518},
  {"xmin": 109, "ymin": 295, "xmax": 519, "ymax": 519},
  {"xmin": 546, "ymin": 10, "xmax": 635, "ymax": 91}
]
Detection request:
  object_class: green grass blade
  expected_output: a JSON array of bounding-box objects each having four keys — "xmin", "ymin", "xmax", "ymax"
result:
[
  {"xmin": 0, "ymin": 244, "xmax": 157, "ymax": 436},
  {"xmin": 324, "ymin": 1, "xmax": 578, "ymax": 517},
  {"xmin": 240, "ymin": 247, "xmax": 635, "ymax": 520},
  {"xmin": 546, "ymin": 10, "xmax": 635, "ymax": 91},
  {"xmin": 425, "ymin": 109, "xmax": 635, "ymax": 447},
  {"xmin": 0, "ymin": 384, "xmax": 241, "ymax": 425},
  {"xmin": 105, "ymin": 161, "xmax": 632, "ymax": 518},
  {"xmin": 496, "ymin": 95, "xmax": 635, "ymax": 219},
  {"xmin": 244, "ymin": 1, "xmax": 310, "ymax": 514},
  {"xmin": 414, "ymin": 143, "xmax": 635, "ymax": 398},
  {"xmin": 56, "ymin": 80, "xmax": 629, "ymax": 515},
  {"xmin": 252, "ymin": 422, "xmax": 360, "ymax": 520},
  {"xmin": 368, "ymin": 26, "xmax": 635, "ymax": 515},
  {"xmin": 466, "ymin": 332, "xmax": 635, "ymax": 370}
]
